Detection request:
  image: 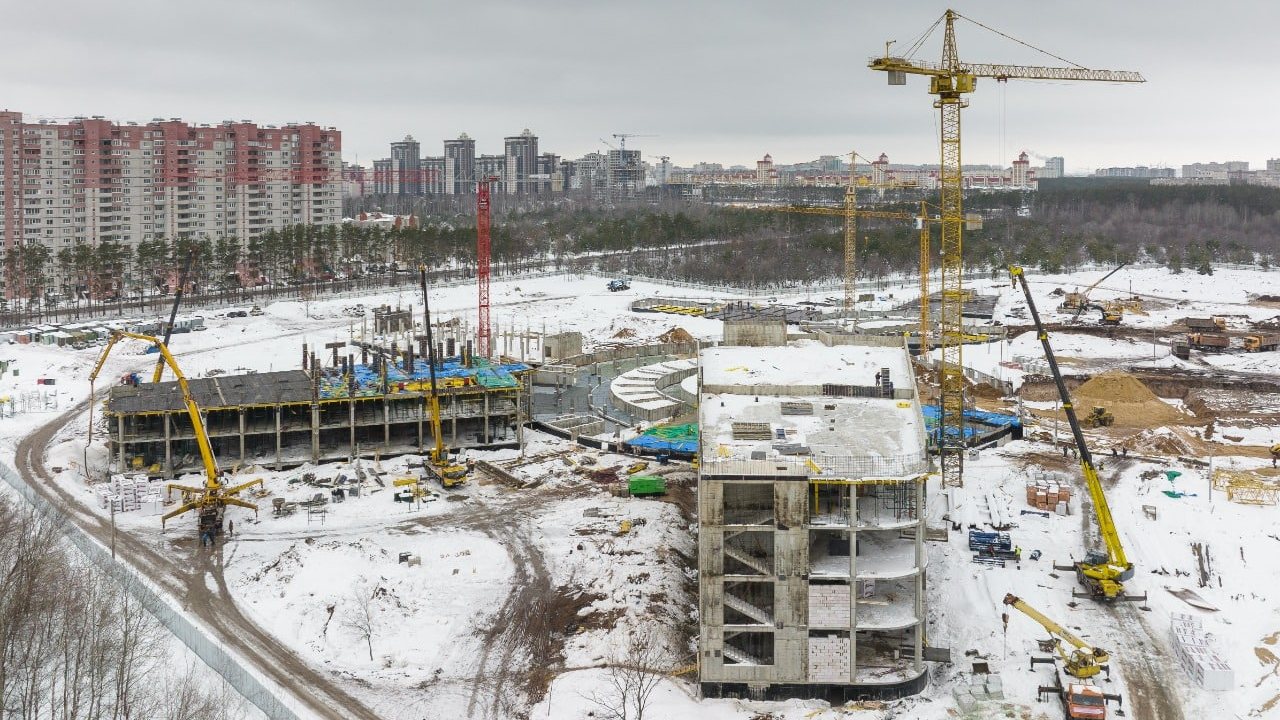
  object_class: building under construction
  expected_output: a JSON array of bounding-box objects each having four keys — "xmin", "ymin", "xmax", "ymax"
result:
[
  {"xmin": 102, "ymin": 344, "xmax": 531, "ymax": 476},
  {"xmin": 697, "ymin": 326, "xmax": 931, "ymax": 701}
]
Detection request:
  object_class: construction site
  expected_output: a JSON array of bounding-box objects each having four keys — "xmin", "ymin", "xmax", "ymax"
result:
[{"xmin": 2, "ymin": 9, "xmax": 1279, "ymax": 720}]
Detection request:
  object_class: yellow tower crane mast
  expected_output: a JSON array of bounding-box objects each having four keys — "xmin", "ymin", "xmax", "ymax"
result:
[{"xmin": 869, "ymin": 10, "xmax": 1144, "ymax": 488}]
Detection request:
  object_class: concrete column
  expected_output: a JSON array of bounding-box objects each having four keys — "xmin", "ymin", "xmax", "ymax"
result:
[
  {"xmin": 116, "ymin": 414, "xmax": 126, "ymax": 473},
  {"xmin": 915, "ymin": 477, "xmax": 926, "ymax": 673},
  {"xmin": 274, "ymin": 406, "xmax": 282, "ymax": 471},
  {"xmin": 383, "ymin": 399, "xmax": 389, "ymax": 448},
  {"xmin": 349, "ymin": 399, "xmax": 356, "ymax": 457},
  {"xmin": 451, "ymin": 396, "xmax": 458, "ymax": 444},
  {"xmin": 163, "ymin": 412, "xmax": 172, "ymax": 477},
  {"xmin": 311, "ymin": 404, "xmax": 320, "ymax": 463},
  {"xmin": 417, "ymin": 396, "xmax": 424, "ymax": 451},
  {"xmin": 238, "ymin": 409, "xmax": 246, "ymax": 465},
  {"xmin": 482, "ymin": 391, "xmax": 490, "ymax": 444}
]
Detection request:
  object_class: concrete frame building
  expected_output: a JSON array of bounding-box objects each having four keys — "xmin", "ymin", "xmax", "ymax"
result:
[
  {"xmin": 103, "ymin": 356, "xmax": 530, "ymax": 476},
  {"xmin": 697, "ymin": 332, "xmax": 930, "ymax": 701},
  {"xmin": 0, "ymin": 112, "xmax": 341, "ymax": 256}
]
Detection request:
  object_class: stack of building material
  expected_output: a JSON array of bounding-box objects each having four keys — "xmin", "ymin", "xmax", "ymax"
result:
[
  {"xmin": 807, "ymin": 635, "xmax": 850, "ymax": 682},
  {"xmin": 104, "ymin": 473, "xmax": 164, "ymax": 514},
  {"xmin": 1170, "ymin": 613, "xmax": 1233, "ymax": 691},
  {"xmin": 808, "ymin": 585, "xmax": 851, "ymax": 627},
  {"xmin": 953, "ymin": 674, "xmax": 1005, "ymax": 711},
  {"xmin": 1026, "ymin": 477, "xmax": 1072, "ymax": 514}
]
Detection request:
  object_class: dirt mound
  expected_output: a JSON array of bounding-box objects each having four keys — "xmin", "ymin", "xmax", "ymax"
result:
[
  {"xmin": 612, "ymin": 327, "xmax": 637, "ymax": 339},
  {"xmin": 1072, "ymin": 371, "xmax": 1187, "ymax": 427},
  {"xmin": 658, "ymin": 327, "xmax": 694, "ymax": 343},
  {"xmin": 1125, "ymin": 428, "xmax": 1194, "ymax": 456}
]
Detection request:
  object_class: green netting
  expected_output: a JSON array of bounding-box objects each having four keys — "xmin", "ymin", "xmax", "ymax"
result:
[{"xmin": 641, "ymin": 423, "xmax": 699, "ymax": 442}]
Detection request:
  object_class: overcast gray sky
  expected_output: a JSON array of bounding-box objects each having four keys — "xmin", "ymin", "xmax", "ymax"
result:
[{"xmin": 1, "ymin": 1, "xmax": 1272, "ymax": 173}]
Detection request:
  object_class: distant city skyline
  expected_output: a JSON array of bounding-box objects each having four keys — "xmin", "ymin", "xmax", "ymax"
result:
[{"xmin": 4, "ymin": 2, "xmax": 1280, "ymax": 174}]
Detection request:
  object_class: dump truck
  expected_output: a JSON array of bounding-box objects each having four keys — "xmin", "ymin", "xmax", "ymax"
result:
[
  {"xmin": 1184, "ymin": 316, "xmax": 1226, "ymax": 331},
  {"xmin": 1243, "ymin": 333, "xmax": 1280, "ymax": 352},
  {"xmin": 1187, "ymin": 332, "xmax": 1230, "ymax": 351}
]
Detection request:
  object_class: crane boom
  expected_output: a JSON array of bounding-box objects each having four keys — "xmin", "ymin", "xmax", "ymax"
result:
[
  {"xmin": 1070, "ymin": 262, "xmax": 1129, "ymax": 321},
  {"xmin": 1003, "ymin": 593, "xmax": 1109, "ymax": 678},
  {"xmin": 1010, "ymin": 266, "xmax": 1133, "ymax": 600},
  {"xmin": 870, "ymin": 56, "xmax": 1145, "ymax": 84},
  {"xmin": 871, "ymin": 8, "xmax": 1143, "ymax": 490},
  {"xmin": 90, "ymin": 330, "xmax": 261, "ymax": 532}
]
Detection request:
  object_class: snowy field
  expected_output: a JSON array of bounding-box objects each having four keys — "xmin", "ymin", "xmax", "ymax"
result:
[{"xmin": 0, "ymin": 266, "xmax": 1277, "ymax": 719}]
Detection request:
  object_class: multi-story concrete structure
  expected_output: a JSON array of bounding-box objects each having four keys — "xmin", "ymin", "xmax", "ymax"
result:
[
  {"xmin": 444, "ymin": 134, "xmax": 476, "ymax": 195},
  {"xmin": 477, "ymin": 154, "xmax": 507, "ymax": 192},
  {"xmin": 1011, "ymin": 152, "xmax": 1031, "ymax": 187},
  {"xmin": 1041, "ymin": 156, "xmax": 1065, "ymax": 179},
  {"xmin": 1094, "ymin": 166, "xmax": 1174, "ymax": 178},
  {"xmin": 0, "ymin": 112, "xmax": 341, "ymax": 257},
  {"xmin": 389, "ymin": 135, "xmax": 423, "ymax": 196},
  {"xmin": 697, "ymin": 331, "xmax": 930, "ymax": 702},
  {"xmin": 503, "ymin": 129, "xmax": 538, "ymax": 195}
]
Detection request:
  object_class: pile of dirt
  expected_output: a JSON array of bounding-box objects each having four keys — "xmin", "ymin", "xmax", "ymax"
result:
[
  {"xmin": 1072, "ymin": 371, "xmax": 1187, "ymax": 427},
  {"xmin": 1125, "ymin": 427, "xmax": 1194, "ymax": 456},
  {"xmin": 658, "ymin": 326, "xmax": 694, "ymax": 343},
  {"xmin": 612, "ymin": 327, "xmax": 637, "ymax": 339}
]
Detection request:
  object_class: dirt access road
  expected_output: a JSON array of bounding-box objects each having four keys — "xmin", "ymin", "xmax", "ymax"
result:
[{"xmin": 15, "ymin": 401, "xmax": 382, "ymax": 720}]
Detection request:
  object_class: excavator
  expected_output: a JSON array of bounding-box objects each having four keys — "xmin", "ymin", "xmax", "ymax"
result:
[
  {"xmin": 89, "ymin": 331, "xmax": 261, "ymax": 538},
  {"xmin": 1062, "ymin": 262, "xmax": 1128, "ymax": 323},
  {"xmin": 418, "ymin": 267, "xmax": 468, "ymax": 488},
  {"xmin": 1005, "ymin": 593, "xmax": 1123, "ymax": 720},
  {"xmin": 1011, "ymin": 267, "xmax": 1140, "ymax": 601}
]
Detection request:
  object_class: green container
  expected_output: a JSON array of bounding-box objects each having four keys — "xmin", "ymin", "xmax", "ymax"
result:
[{"xmin": 628, "ymin": 475, "xmax": 667, "ymax": 497}]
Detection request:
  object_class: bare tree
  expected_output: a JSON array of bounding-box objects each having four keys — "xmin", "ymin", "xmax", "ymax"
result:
[
  {"xmin": 342, "ymin": 583, "xmax": 378, "ymax": 662},
  {"xmin": 586, "ymin": 625, "xmax": 670, "ymax": 720}
]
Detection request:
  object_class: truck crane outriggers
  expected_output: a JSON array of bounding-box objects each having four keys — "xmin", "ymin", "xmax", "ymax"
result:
[
  {"xmin": 1010, "ymin": 266, "xmax": 1140, "ymax": 601},
  {"xmin": 89, "ymin": 330, "xmax": 261, "ymax": 537}
]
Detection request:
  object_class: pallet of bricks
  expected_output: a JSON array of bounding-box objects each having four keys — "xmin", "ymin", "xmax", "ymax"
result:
[
  {"xmin": 96, "ymin": 473, "xmax": 165, "ymax": 516},
  {"xmin": 1169, "ymin": 612, "xmax": 1233, "ymax": 691},
  {"xmin": 1025, "ymin": 472, "xmax": 1072, "ymax": 515}
]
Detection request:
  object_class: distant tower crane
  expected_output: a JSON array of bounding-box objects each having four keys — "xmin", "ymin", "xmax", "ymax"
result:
[
  {"xmin": 869, "ymin": 9, "xmax": 1144, "ymax": 488},
  {"xmin": 611, "ymin": 133, "xmax": 656, "ymax": 151},
  {"xmin": 476, "ymin": 175, "xmax": 498, "ymax": 358}
]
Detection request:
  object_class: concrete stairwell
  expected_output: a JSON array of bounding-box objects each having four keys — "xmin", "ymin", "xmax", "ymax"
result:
[
  {"xmin": 723, "ymin": 592, "xmax": 774, "ymax": 625},
  {"xmin": 723, "ymin": 544, "xmax": 772, "ymax": 576},
  {"xmin": 722, "ymin": 641, "xmax": 767, "ymax": 665}
]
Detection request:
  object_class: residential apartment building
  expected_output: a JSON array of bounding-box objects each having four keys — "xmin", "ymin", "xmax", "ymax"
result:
[
  {"xmin": 504, "ymin": 129, "xmax": 538, "ymax": 195},
  {"xmin": 443, "ymin": 134, "xmax": 476, "ymax": 195},
  {"xmin": 389, "ymin": 135, "xmax": 423, "ymax": 196},
  {"xmin": 0, "ymin": 111, "xmax": 341, "ymax": 258}
]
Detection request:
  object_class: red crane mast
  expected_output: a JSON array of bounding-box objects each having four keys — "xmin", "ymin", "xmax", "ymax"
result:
[{"xmin": 476, "ymin": 177, "xmax": 495, "ymax": 358}]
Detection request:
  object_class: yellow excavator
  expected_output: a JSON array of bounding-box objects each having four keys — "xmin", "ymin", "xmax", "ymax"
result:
[
  {"xmin": 418, "ymin": 267, "xmax": 468, "ymax": 487},
  {"xmin": 1011, "ymin": 267, "xmax": 1140, "ymax": 601},
  {"xmin": 1003, "ymin": 593, "xmax": 1109, "ymax": 678},
  {"xmin": 1062, "ymin": 262, "xmax": 1127, "ymax": 322},
  {"xmin": 89, "ymin": 330, "xmax": 262, "ymax": 537}
]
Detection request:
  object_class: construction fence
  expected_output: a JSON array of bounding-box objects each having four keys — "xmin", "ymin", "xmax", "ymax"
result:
[{"xmin": 0, "ymin": 461, "xmax": 303, "ymax": 720}]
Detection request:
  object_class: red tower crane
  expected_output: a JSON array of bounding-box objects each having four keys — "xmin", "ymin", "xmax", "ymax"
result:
[{"xmin": 476, "ymin": 176, "xmax": 496, "ymax": 358}]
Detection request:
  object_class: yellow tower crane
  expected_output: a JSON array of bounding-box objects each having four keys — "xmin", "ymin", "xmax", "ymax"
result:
[{"xmin": 870, "ymin": 9, "xmax": 1144, "ymax": 488}]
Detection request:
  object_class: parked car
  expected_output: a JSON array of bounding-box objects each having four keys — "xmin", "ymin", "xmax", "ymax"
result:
[{"xmin": 228, "ymin": 310, "xmax": 248, "ymax": 318}]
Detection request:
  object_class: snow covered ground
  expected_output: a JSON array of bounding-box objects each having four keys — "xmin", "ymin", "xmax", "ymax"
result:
[{"xmin": 1, "ymin": 266, "xmax": 1277, "ymax": 719}]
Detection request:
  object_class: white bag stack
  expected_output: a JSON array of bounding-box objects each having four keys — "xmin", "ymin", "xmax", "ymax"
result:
[{"xmin": 1170, "ymin": 612, "xmax": 1233, "ymax": 691}]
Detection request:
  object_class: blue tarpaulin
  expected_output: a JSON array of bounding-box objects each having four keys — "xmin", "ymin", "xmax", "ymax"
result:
[{"xmin": 922, "ymin": 405, "xmax": 1021, "ymax": 441}]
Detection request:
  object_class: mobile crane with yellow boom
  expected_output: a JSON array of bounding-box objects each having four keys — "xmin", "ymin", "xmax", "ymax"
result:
[
  {"xmin": 1010, "ymin": 266, "xmax": 1141, "ymax": 601},
  {"xmin": 89, "ymin": 331, "xmax": 261, "ymax": 538},
  {"xmin": 418, "ymin": 267, "xmax": 468, "ymax": 487}
]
